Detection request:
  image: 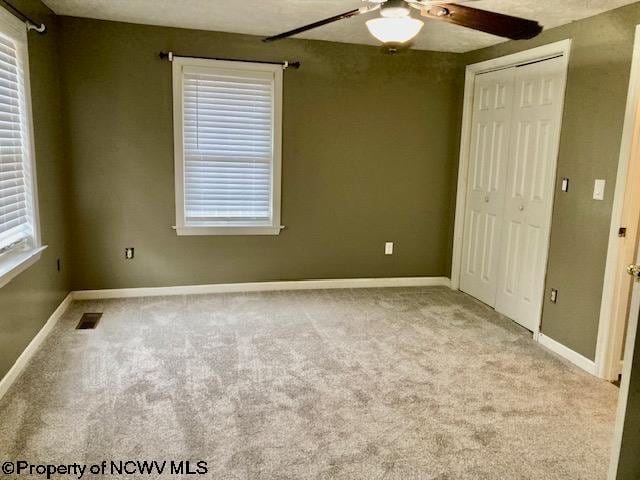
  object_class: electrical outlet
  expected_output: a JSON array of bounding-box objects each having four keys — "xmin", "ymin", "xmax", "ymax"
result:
[
  {"xmin": 550, "ymin": 288, "xmax": 558, "ymax": 304},
  {"xmin": 561, "ymin": 178, "xmax": 569, "ymax": 192},
  {"xmin": 125, "ymin": 248, "xmax": 135, "ymax": 259},
  {"xmin": 385, "ymin": 242, "xmax": 393, "ymax": 255}
]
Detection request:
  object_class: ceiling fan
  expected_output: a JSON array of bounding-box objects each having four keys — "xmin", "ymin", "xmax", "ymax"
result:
[{"xmin": 263, "ymin": 0, "xmax": 543, "ymax": 47}]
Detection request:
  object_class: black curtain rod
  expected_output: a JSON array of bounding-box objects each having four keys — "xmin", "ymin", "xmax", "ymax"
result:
[
  {"xmin": 0, "ymin": 0, "xmax": 46, "ymax": 33},
  {"xmin": 159, "ymin": 51, "xmax": 300, "ymax": 69}
]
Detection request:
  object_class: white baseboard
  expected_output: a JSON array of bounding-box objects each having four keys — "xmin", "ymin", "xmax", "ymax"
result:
[
  {"xmin": 72, "ymin": 276, "xmax": 452, "ymax": 300},
  {"xmin": 0, "ymin": 292, "xmax": 72, "ymax": 401},
  {"xmin": 537, "ymin": 333, "xmax": 597, "ymax": 376}
]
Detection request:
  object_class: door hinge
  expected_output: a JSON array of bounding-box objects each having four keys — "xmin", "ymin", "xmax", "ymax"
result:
[{"xmin": 619, "ymin": 227, "xmax": 627, "ymax": 237}]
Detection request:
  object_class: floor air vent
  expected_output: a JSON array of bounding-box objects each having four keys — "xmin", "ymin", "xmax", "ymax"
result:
[{"xmin": 76, "ymin": 313, "xmax": 102, "ymax": 330}]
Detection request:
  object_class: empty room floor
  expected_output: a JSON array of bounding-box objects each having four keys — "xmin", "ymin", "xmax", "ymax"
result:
[{"xmin": 0, "ymin": 287, "xmax": 618, "ymax": 479}]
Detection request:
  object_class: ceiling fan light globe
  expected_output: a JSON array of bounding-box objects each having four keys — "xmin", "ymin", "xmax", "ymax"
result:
[{"xmin": 365, "ymin": 17, "xmax": 424, "ymax": 44}]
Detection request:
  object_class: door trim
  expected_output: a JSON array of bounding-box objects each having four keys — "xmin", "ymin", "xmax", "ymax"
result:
[
  {"xmin": 451, "ymin": 39, "xmax": 572, "ymax": 334},
  {"xmin": 596, "ymin": 25, "xmax": 640, "ymax": 381}
]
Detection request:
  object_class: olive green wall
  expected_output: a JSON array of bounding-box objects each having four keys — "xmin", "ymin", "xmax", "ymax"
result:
[
  {"xmin": 463, "ymin": 3, "xmax": 640, "ymax": 360},
  {"xmin": 0, "ymin": 2, "xmax": 71, "ymax": 380},
  {"xmin": 58, "ymin": 17, "xmax": 464, "ymax": 290}
]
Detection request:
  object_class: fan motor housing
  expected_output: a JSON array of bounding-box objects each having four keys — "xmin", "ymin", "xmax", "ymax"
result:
[{"xmin": 380, "ymin": 0, "xmax": 411, "ymax": 18}]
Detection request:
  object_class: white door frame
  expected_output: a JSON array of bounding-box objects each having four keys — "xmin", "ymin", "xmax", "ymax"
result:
[
  {"xmin": 596, "ymin": 25, "xmax": 640, "ymax": 381},
  {"xmin": 451, "ymin": 39, "xmax": 572, "ymax": 335}
]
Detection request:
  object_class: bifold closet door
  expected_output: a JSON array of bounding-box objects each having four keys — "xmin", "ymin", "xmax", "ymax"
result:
[
  {"xmin": 459, "ymin": 67, "xmax": 516, "ymax": 307},
  {"xmin": 494, "ymin": 56, "xmax": 566, "ymax": 331}
]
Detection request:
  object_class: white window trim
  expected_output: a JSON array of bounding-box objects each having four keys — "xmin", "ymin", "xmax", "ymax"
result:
[
  {"xmin": 0, "ymin": 8, "xmax": 44, "ymax": 288},
  {"xmin": 0, "ymin": 246, "xmax": 46, "ymax": 289},
  {"xmin": 172, "ymin": 57, "xmax": 283, "ymax": 236}
]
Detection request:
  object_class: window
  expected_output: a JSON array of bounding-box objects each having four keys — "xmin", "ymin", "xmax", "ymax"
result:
[
  {"xmin": 0, "ymin": 9, "xmax": 42, "ymax": 288},
  {"xmin": 173, "ymin": 57, "xmax": 283, "ymax": 235}
]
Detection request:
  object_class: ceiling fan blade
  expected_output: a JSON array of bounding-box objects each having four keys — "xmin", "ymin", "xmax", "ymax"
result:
[
  {"xmin": 263, "ymin": 6, "xmax": 378, "ymax": 43},
  {"xmin": 421, "ymin": 3, "xmax": 542, "ymax": 40}
]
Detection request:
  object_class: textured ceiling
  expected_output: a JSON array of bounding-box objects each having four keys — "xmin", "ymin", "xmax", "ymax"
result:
[{"xmin": 42, "ymin": 0, "xmax": 638, "ymax": 53}]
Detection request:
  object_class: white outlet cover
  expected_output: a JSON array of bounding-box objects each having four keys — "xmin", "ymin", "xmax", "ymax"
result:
[{"xmin": 385, "ymin": 242, "xmax": 393, "ymax": 255}]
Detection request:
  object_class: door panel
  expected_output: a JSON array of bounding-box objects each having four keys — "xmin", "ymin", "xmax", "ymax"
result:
[
  {"xmin": 495, "ymin": 56, "xmax": 566, "ymax": 331},
  {"xmin": 503, "ymin": 220, "xmax": 522, "ymax": 294},
  {"xmin": 460, "ymin": 67, "xmax": 515, "ymax": 306},
  {"xmin": 609, "ymin": 247, "xmax": 640, "ymax": 479},
  {"xmin": 481, "ymin": 213, "xmax": 498, "ymax": 283}
]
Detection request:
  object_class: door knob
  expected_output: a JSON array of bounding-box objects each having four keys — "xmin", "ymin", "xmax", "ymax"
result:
[
  {"xmin": 484, "ymin": 195, "xmax": 489, "ymax": 203},
  {"xmin": 519, "ymin": 205, "xmax": 525, "ymax": 211},
  {"xmin": 627, "ymin": 264, "xmax": 640, "ymax": 278}
]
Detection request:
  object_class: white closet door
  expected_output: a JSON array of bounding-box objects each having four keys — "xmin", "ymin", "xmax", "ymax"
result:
[
  {"xmin": 460, "ymin": 67, "xmax": 515, "ymax": 306},
  {"xmin": 495, "ymin": 56, "xmax": 566, "ymax": 331}
]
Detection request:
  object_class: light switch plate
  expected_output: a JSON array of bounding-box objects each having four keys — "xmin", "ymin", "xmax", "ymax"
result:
[
  {"xmin": 385, "ymin": 242, "xmax": 393, "ymax": 255},
  {"xmin": 561, "ymin": 178, "xmax": 569, "ymax": 192},
  {"xmin": 593, "ymin": 179, "xmax": 606, "ymax": 200}
]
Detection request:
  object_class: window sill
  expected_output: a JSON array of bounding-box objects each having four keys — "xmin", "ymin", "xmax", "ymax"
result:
[
  {"xmin": 175, "ymin": 226, "xmax": 282, "ymax": 236},
  {"xmin": 0, "ymin": 245, "xmax": 47, "ymax": 289}
]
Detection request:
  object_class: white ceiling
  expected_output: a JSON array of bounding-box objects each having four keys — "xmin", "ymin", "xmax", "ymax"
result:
[{"xmin": 42, "ymin": 0, "xmax": 638, "ymax": 53}]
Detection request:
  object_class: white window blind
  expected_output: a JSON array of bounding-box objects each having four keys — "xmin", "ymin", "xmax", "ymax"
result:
[
  {"xmin": 174, "ymin": 58, "xmax": 282, "ymax": 235},
  {"xmin": 0, "ymin": 33, "xmax": 33, "ymax": 253}
]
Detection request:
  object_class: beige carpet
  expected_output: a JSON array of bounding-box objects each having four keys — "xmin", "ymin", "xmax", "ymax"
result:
[{"xmin": 0, "ymin": 287, "xmax": 618, "ymax": 479}]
